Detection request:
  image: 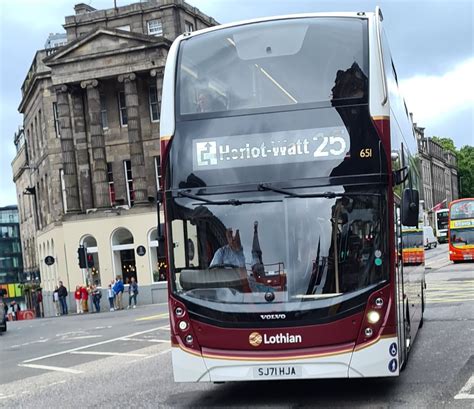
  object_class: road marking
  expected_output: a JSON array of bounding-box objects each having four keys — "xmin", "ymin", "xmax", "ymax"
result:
[
  {"xmin": 22, "ymin": 325, "xmax": 170, "ymax": 363},
  {"xmin": 71, "ymin": 351, "xmax": 147, "ymax": 357},
  {"xmin": 67, "ymin": 335, "xmax": 103, "ymax": 340},
  {"xmin": 454, "ymin": 374, "xmax": 474, "ymax": 399},
  {"xmin": 19, "ymin": 363, "xmax": 83, "ymax": 374},
  {"xmin": 135, "ymin": 313, "xmax": 169, "ymax": 321},
  {"xmin": 122, "ymin": 337, "xmax": 170, "ymax": 343}
]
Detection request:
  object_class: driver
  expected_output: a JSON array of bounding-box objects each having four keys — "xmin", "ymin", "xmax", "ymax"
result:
[{"xmin": 210, "ymin": 228, "xmax": 245, "ymax": 268}]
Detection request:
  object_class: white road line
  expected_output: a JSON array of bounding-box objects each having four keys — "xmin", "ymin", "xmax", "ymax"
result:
[
  {"xmin": 67, "ymin": 335, "xmax": 103, "ymax": 340},
  {"xmin": 19, "ymin": 363, "xmax": 83, "ymax": 374},
  {"xmin": 22, "ymin": 325, "xmax": 170, "ymax": 363},
  {"xmin": 121, "ymin": 337, "xmax": 170, "ymax": 343},
  {"xmin": 71, "ymin": 351, "xmax": 147, "ymax": 357},
  {"xmin": 454, "ymin": 374, "xmax": 474, "ymax": 400}
]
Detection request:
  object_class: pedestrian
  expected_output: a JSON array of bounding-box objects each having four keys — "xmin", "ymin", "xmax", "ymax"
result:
[
  {"xmin": 10, "ymin": 301, "xmax": 21, "ymax": 320},
  {"xmin": 81, "ymin": 285, "xmax": 89, "ymax": 312},
  {"xmin": 107, "ymin": 283, "xmax": 115, "ymax": 311},
  {"xmin": 74, "ymin": 285, "xmax": 83, "ymax": 314},
  {"xmin": 53, "ymin": 286, "xmax": 61, "ymax": 316},
  {"xmin": 127, "ymin": 277, "xmax": 139, "ymax": 309},
  {"xmin": 36, "ymin": 289, "xmax": 44, "ymax": 318},
  {"xmin": 92, "ymin": 285, "xmax": 102, "ymax": 312},
  {"xmin": 57, "ymin": 281, "xmax": 68, "ymax": 315},
  {"xmin": 113, "ymin": 276, "xmax": 124, "ymax": 310}
]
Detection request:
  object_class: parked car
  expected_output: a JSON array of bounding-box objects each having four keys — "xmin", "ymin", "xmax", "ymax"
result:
[
  {"xmin": 0, "ymin": 289, "xmax": 7, "ymax": 333},
  {"xmin": 423, "ymin": 226, "xmax": 438, "ymax": 250}
]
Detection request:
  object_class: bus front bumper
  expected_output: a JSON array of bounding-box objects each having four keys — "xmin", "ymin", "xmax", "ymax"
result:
[{"xmin": 171, "ymin": 336, "xmax": 399, "ymax": 382}]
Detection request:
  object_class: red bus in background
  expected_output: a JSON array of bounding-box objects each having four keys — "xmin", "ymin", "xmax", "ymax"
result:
[
  {"xmin": 159, "ymin": 8, "xmax": 424, "ymax": 382},
  {"xmin": 449, "ymin": 198, "xmax": 474, "ymax": 262}
]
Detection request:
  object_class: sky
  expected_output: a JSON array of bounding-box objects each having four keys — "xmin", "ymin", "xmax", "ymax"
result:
[{"xmin": 0, "ymin": 0, "xmax": 473, "ymax": 207}]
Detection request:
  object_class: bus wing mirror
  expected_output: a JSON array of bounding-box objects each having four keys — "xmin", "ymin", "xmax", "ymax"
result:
[
  {"xmin": 401, "ymin": 188, "xmax": 419, "ymax": 227},
  {"xmin": 393, "ymin": 166, "xmax": 409, "ymax": 186}
]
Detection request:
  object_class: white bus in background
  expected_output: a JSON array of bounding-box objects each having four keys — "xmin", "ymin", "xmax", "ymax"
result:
[{"xmin": 435, "ymin": 208, "xmax": 449, "ymax": 243}]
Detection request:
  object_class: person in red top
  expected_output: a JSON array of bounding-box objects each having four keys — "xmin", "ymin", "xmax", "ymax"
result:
[
  {"xmin": 74, "ymin": 285, "xmax": 83, "ymax": 314},
  {"xmin": 81, "ymin": 286, "xmax": 89, "ymax": 313}
]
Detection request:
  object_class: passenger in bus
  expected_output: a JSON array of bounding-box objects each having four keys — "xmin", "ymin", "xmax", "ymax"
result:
[{"xmin": 196, "ymin": 89, "xmax": 226, "ymax": 113}]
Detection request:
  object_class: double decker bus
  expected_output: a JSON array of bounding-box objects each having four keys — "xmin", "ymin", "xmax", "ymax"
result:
[
  {"xmin": 159, "ymin": 8, "xmax": 424, "ymax": 382},
  {"xmin": 435, "ymin": 208, "xmax": 449, "ymax": 243},
  {"xmin": 449, "ymin": 198, "xmax": 474, "ymax": 262}
]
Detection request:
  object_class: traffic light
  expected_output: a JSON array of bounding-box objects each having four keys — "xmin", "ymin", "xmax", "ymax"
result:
[
  {"xmin": 87, "ymin": 253, "xmax": 94, "ymax": 268},
  {"xmin": 77, "ymin": 246, "xmax": 87, "ymax": 268}
]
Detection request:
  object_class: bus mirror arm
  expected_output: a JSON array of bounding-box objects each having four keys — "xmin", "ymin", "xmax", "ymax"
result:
[
  {"xmin": 156, "ymin": 189, "xmax": 166, "ymax": 258},
  {"xmin": 393, "ymin": 166, "xmax": 408, "ymax": 186}
]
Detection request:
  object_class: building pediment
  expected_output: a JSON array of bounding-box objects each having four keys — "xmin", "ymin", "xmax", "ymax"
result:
[{"xmin": 44, "ymin": 28, "xmax": 168, "ymax": 66}]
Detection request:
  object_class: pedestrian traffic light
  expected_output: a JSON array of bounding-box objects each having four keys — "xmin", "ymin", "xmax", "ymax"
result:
[
  {"xmin": 87, "ymin": 253, "xmax": 94, "ymax": 268},
  {"xmin": 77, "ymin": 246, "xmax": 87, "ymax": 268}
]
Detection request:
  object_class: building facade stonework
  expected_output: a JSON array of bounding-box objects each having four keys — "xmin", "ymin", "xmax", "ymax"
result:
[
  {"xmin": 415, "ymin": 125, "xmax": 459, "ymax": 226},
  {"xmin": 11, "ymin": 0, "xmax": 218, "ymax": 316}
]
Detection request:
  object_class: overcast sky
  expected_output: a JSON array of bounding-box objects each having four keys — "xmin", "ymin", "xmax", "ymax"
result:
[{"xmin": 0, "ymin": 0, "xmax": 473, "ymax": 206}]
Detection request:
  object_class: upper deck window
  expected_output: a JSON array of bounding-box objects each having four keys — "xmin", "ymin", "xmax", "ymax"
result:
[{"xmin": 177, "ymin": 17, "xmax": 368, "ymax": 117}]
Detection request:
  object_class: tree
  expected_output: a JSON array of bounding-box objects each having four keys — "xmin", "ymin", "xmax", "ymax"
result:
[
  {"xmin": 431, "ymin": 137, "xmax": 473, "ymax": 198},
  {"xmin": 458, "ymin": 145, "xmax": 474, "ymax": 198}
]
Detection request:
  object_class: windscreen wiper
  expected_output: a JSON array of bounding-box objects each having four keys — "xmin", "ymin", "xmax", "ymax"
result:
[
  {"xmin": 258, "ymin": 184, "xmax": 381, "ymax": 198},
  {"xmin": 177, "ymin": 190, "xmax": 282, "ymax": 206}
]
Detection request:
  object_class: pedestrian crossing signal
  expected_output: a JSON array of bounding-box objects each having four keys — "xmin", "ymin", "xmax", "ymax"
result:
[
  {"xmin": 77, "ymin": 246, "xmax": 87, "ymax": 268},
  {"xmin": 87, "ymin": 254, "xmax": 94, "ymax": 268}
]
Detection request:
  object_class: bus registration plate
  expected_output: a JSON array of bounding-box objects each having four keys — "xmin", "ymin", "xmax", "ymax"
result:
[{"xmin": 253, "ymin": 365, "xmax": 302, "ymax": 379}]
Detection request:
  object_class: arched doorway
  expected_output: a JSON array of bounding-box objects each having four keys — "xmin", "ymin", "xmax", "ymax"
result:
[
  {"xmin": 111, "ymin": 228, "xmax": 136, "ymax": 284},
  {"xmin": 80, "ymin": 235, "xmax": 101, "ymax": 286},
  {"xmin": 148, "ymin": 227, "xmax": 166, "ymax": 282}
]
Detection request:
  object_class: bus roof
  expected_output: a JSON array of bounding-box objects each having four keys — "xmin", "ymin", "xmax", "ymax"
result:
[{"xmin": 179, "ymin": 11, "xmax": 375, "ymax": 42}]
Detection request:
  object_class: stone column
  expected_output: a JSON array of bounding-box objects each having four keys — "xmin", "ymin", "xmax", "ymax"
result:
[
  {"xmin": 81, "ymin": 79, "xmax": 110, "ymax": 209},
  {"xmin": 150, "ymin": 68, "xmax": 163, "ymax": 118},
  {"xmin": 54, "ymin": 85, "xmax": 80, "ymax": 213},
  {"xmin": 118, "ymin": 73, "xmax": 147, "ymax": 205},
  {"xmin": 70, "ymin": 87, "xmax": 94, "ymax": 210}
]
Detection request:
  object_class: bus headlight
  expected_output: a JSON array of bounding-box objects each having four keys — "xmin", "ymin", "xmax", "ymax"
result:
[
  {"xmin": 364, "ymin": 327, "xmax": 373, "ymax": 337},
  {"xmin": 175, "ymin": 307, "xmax": 184, "ymax": 317},
  {"xmin": 178, "ymin": 320, "xmax": 189, "ymax": 331},
  {"xmin": 367, "ymin": 311, "xmax": 381, "ymax": 324},
  {"xmin": 185, "ymin": 334, "xmax": 194, "ymax": 344}
]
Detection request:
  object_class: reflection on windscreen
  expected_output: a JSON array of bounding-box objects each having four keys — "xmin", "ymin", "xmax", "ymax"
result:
[
  {"xmin": 170, "ymin": 190, "xmax": 387, "ymax": 305},
  {"xmin": 178, "ymin": 17, "xmax": 368, "ymax": 115},
  {"xmin": 402, "ymin": 231, "xmax": 423, "ymax": 248}
]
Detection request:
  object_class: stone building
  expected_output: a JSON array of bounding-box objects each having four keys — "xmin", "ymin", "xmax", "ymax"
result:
[
  {"xmin": 415, "ymin": 124, "xmax": 459, "ymax": 226},
  {"xmin": 11, "ymin": 0, "xmax": 218, "ymax": 316}
]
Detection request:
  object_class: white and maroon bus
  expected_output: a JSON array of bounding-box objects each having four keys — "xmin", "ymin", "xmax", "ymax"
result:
[{"xmin": 159, "ymin": 7, "xmax": 424, "ymax": 382}]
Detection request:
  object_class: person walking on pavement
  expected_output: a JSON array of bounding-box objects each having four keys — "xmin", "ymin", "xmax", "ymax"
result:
[
  {"xmin": 128, "ymin": 277, "xmax": 139, "ymax": 309},
  {"xmin": 113, "ymin": 276, "xmax": 124, "ymax": 310},
  {"xmin": 81, "ymin": 285, "xmax": 89, "ymax": 312},
  {"xmin": 57, "ymin": 281, "xmax": 68, "ymax": 315},
  {"xmin": 74, "ymin": 285, "xmax": 83, "ymax": 314},
  {"xmin": 53, "ymin": 286, "xmax": 60, "ymax": 316},
  {"xmin": 107, "ymin": 283, "xmax": 115, "ymax": 311},
  {"xmin": 92, "ymin": 285, "xmax": 102, "ymax": 312}
]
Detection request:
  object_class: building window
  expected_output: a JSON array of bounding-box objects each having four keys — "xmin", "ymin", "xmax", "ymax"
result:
[
  {"xmin": 124, "ymin": 160, "xmax": 134, "ymax": 207},
  {"xmin": 149, "ymin": 85, "xmax": 159, "ymax": 122},
  {"xmin": 53, "ymin": 102, "xmax": 60, "ymax": 138},
  {"xmin": 100, "ymin": 93, "xmax": 108, "ymax": 129},
  {"xmin": 147, "ymin": 19, "xmax": 163, "ymax": 36},
  {"xmin": 154, "ymin": 156, "xmax": 161, "ymax": 191},
  {"xmin": 118, "ymin": 91, "xmax": 128, "ymax": 126},
  {"xmin": 107, "ymin": 163, "xmax": 115, "ymax": 206},
  {"xmin": 116, "ymin": 25, "xmax": 131, "ymax": 32},
  {"xmin": 184, "ymin": 21, "xmax": 194, "ymax": 32},
  {"xmin": 60, "ymin": 169, "xmax": 67, "ymax": 213}
]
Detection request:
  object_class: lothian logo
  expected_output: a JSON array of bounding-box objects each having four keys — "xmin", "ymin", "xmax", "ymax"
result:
[{"xmin": 248, "ymin": 332, "xmax": 302, "ymax": 347}]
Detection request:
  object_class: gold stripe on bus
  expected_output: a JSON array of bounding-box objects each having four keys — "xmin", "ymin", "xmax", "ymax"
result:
[
  {"xmin": 160, "ymin": 135, "xmax": 172, "ymax": 141},
  {"xmin": 353, "ymin": 334, "xmax": 396, "ymax": 352},
  {"xmin": 372, "ymin": 116, "xmax": 389, "ymax": 121}
]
